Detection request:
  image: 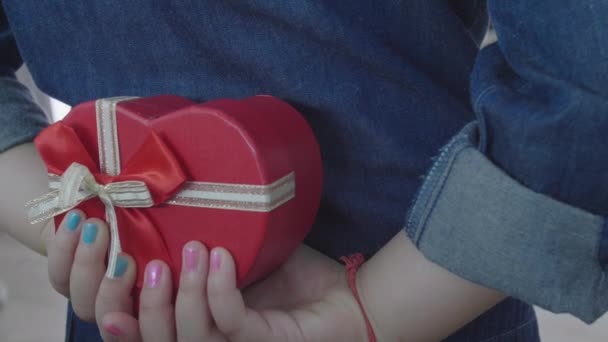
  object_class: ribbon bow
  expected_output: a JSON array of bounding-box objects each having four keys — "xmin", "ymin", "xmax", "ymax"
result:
[
  {"xmin": 53, "ymin": 162, "xmax": 155, "ymax": 277},
  {"xmin": 27, "ymin": 119, "xmax": 187, "ymax": 281},
  {"xmin": 56, "ymin": 162, "xmax": 154, "ymax": 210}
]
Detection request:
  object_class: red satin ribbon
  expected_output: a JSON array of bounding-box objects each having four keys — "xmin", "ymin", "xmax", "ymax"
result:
[{"xmin": 36, "ymin": 122, "xmax": 187, "ymax": 287}]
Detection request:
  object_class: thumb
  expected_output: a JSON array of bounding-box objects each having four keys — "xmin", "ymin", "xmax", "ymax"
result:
[{"xmin": 207, "ymin": 248, "xmax": 273, "ymax": 342}]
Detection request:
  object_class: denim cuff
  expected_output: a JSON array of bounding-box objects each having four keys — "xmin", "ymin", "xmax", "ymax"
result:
[
  {"xmin": 0, "ymin": 75, "xmax": 48, "ymax": 153},
  {"xmin": 406, "ymin": 123, "xmax": 608, "ymax": 323}
]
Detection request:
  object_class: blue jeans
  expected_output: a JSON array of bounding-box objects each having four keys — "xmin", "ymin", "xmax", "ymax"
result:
[{"xmin": 4, "ymin": 0, "xmax": 606, "ymax": 340}]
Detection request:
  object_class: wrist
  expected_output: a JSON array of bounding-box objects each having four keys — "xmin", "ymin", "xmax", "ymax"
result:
[
  {"xmin": 355, "ymin": 232, "xmax": 428, "ymax": 341},
  {"xmin": 340, "ymin": 253, "xmax": 379, "ymax": 342},
  {"xmin": 357, "ymin": 259, "xmax": 384, "ymax": 341},
  {"xmin": 356, "ymin": 232, "xmax": 507, "ymax": 341}
]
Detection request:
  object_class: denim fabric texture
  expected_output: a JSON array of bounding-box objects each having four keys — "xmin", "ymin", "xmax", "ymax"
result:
[
  {"xmin": 2, "ymin": 0, "xmax": 604, "ymax": 340},
  {"xmin": 0, "ymin": 76, "xmax": 48, "ymax": 152},
  {"xmin": 407, "ymin": 123, "xmax": 608, "ymax": 323},
  {"xmin": 407, "ymin": 0, "xmax": 608, "ymax": 324},
  {"xmin": 0, "ymin": 5, "xmax": 47, "ymax": 152},
  {"xmin": 2, "ymin": 0, "xmax": 487, "ymax": 259},
  {"xmin": 472, "ymin": 1, "xmax": 608, "ymax": 217},
  {"xmin": 601, "ymin": 221, "xmax": 608, "ymax": 272},
  {"xmin": 0, "ymin": 4, "xmax": 20, "ymax": 77}
]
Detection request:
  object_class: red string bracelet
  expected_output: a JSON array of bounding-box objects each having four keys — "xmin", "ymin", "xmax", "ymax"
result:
[{"xmin": 340, "ymin": 253, "xmax": 377, "ymax": 342}]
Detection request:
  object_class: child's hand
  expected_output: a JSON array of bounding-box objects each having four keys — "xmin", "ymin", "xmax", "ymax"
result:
[
  {"xmin": 46, "ymin": 210, "xmax": 136, "ymax": 323},
  {"xmin": 98, "ymin": 243, "xmax": 369, "ymax": 342},
  {"xmin": 98, "ymin": 241, "xmax": 227, "ymax": 342}
]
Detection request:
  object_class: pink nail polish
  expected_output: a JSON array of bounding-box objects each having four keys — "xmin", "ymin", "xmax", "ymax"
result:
[
  {"xmin": 104, "ymin": 323, "xmax": 122, "ymax": 337},
  {"xmin": 184, "ymin": 246, "xmax": 199, "ymax": 272},
  {"xmin": 210, "ymin": 250, "xmax": 221, "ymax": 272},
  {"xmin": 145, "ymin": 261, "xmax": 162, "ymax": 288}
]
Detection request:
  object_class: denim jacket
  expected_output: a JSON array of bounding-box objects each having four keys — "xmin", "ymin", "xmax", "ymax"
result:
[{"xmin": 1, "ymin": 0, "xmax": 606, "ymax": 333}]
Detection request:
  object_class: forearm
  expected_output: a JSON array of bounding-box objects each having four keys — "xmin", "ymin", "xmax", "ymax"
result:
[
  {"xmin": 0, "ymin": 24, "xmax": 51, "ymax": 253},
  {"xmin": 359, "ymin": 231, "xmax": 504, "ymax": 341},
  {"xmin": 0, "ymin": 142, "xmax": 53, "ymax": 255}
]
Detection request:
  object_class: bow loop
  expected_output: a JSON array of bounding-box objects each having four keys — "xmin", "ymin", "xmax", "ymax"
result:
[{"xmin": 57, "ymin": 163, "xmax": 96, "ymax": 209}]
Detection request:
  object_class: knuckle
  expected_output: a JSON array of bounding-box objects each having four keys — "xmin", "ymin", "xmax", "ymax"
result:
[
  {"xmin": 139, "ymin": 300, "xmax": 171, "ymax": 316},
  {"xmin": 95, "ymin": 286, "xmax": 124, "ymax": 305},
  {"xmin": 73, "ymin": 246, "xmax": 105, "ymax": 266},
  {"xmin": 178, "ymin": 276, "xmax": 204, "ymax": 295},
  {"xmin": 50, "ymin": 233, "xmax": 78, "ymax": 258},
  {"xmin": 95, "ymin": 285, "xmax": 134, "ymax": 313},
  {"xmin": 221, "ymin": 323, "xmax": 244, "ymax": 339},
  {"xmin": 206, "ymin": 279, "xmax": 225, "ymax": 297},
  {"xmin": 207, "ymin": 281, "xmax": 236, "ymax": 303},
  {"xmin": 175, "ymin": 294, "xmax": 202, "ymax": 318},
  {"xmin": 48, "ymin": 271, "xmax": 70, "ymax": 297},
  {"xmin": 71, "ymin": 304, "xmax": 96, "ymax": 322}
]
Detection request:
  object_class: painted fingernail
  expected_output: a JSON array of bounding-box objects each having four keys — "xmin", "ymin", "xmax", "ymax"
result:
[
  {"xmin": 82, "ymin": 222, "xmax": 98, "ymax": 245},
  {"xmin": 184, "ymin": 245, "xmax": 200, "ymax": 273},
  {"xmin": 210, "ymin": 250, "xmax": 221, "ymax": 272},
  {"xmin": 145, "ymin": 261, "xmax": 162, "ymax": 288},
  {"xmin": 65, "ymin": 211, "xmax": 81, "ymax": 231},
  {"xmin": 104, "ymin": 323, "xmax": 122, "ymax": 337},
  {"xmin": 113, "ymin": 255, "xmax": 129, "ymax": 278}
]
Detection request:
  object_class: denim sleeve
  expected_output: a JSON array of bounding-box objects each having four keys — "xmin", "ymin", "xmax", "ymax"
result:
[
  {"xmin": 405, "ymin": 1, "xmax": 608, "ymax": 323},
  {"xmin": 0, "ymin": 3, "xmax": 48, "ymax": 153}
]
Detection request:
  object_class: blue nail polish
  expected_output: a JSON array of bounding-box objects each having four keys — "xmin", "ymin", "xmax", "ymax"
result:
[
  {"xmin": 113, "ymin": 255, "xmax": 128, "ymax": 278},
  {"xmin": 82, "ymin": 223, "xmax": 98, "ymax": 245},
  {"xmin": 66, "ymin": 212, "xmax": 81, "ymax": 231}
]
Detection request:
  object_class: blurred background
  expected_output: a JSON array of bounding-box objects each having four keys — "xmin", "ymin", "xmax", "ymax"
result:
[{"xmin": 1, "ymin": 64, "xmax": 607, "ymax": 341}]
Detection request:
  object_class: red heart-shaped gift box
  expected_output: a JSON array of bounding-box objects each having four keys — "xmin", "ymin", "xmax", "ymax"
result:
[{"xmin": 32, "ymin": 95, "xmax": 322, "ymax": 291}]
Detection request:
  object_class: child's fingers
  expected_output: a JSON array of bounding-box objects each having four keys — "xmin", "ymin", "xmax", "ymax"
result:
[
  {"xmin": 175, "ymin": 241, "xmax": 224, "ymax": 341},
  {"xmin": 69, "ymin": 218, "xmax": 110, "ymax": 321},
  {"xmin": 207, "ymin": 248, "xmax": 272, "ymax": 342},
  {"xmin": 95, "ymin": 253, "xmax": 137, "ymax": 341},
  {"xmin": 138, "ymin": 260, "xmax": 176, "ymax": 342},
  {"xmin": 47, "ymin": 210, "xmax": 85, "ymax": 297},
  {"xmin": 101, "ymin": 311, "xmax": 142, "ymax": 342}
]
